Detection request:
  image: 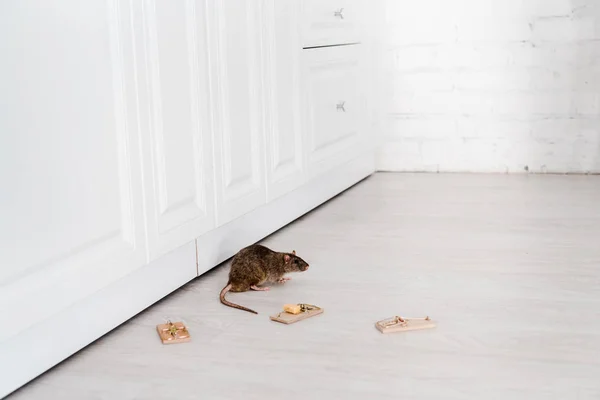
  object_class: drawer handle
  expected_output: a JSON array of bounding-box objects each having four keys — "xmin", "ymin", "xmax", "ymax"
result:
[
  {"xmin": 336, "ymin": 101, "xmax": 346, "ymax": 112},
  {"xmin": 334, "ymin": 8, "xmax": 344, "ymax": 19}
]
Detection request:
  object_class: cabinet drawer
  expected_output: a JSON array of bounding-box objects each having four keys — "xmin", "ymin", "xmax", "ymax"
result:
[
  {"xmin": 302, "ymin": 45, "xmax": 367, "ymax": 177},
  {"xmin": 301, "ymin": 0, "xmax": 362, "ymax": 47}
]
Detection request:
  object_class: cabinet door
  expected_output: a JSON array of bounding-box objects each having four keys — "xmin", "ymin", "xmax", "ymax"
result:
[
  {"xmin": 263, "ymin": 0, "xmax": 305, "ymax": 201},
  {"xmin": 0, "ymin": 0, "xmax": 146, "ymax": 343},
  {"xmin": 208, "ymin": 1, "xmax": 266, "ymax": 225},
  {"xmin": 136, "ymin": 0, "xmax": 215, "ymax": 260},
  {"xmin": 302, "ymin": 45, "xmax": 369, "ymax": 178}
]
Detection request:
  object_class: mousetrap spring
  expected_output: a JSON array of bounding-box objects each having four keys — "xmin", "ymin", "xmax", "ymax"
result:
[
  {"xmin": 156, "ymin": 320, "xmax": 191, "ymax": 344},
  {"xmin": 299, "ymin": 303, "xmax": 320, "ymax": 312},
  {"xmin": 375, "ymin": 315, "xmax": 435, "ymax": 334}
]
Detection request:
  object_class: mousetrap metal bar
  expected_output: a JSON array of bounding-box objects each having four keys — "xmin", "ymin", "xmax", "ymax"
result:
[
  {"xmin": 270, "ymin": 303, "xmax": 323, "ymax": 324},
  {"xmin": 375, "ymin": 315, "xmax": 435, "ymax": 334},
  {"xmin": 156, "ymin": 320, "xmax": 191, "ymax": 344}
]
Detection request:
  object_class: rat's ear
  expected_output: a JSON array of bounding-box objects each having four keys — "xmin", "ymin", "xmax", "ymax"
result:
[
  {"xmin": 292, "ymin": 250, "xmax": 296, "ymax": 255},
  {"xmin": 284, "ymin": 254, "xmax": 291, "ymax": 263}
]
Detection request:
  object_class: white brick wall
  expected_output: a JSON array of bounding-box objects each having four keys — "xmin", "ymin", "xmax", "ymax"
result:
[{"xmin": 378, "ymin": 0, "xmax": 600, "ymax": 173}]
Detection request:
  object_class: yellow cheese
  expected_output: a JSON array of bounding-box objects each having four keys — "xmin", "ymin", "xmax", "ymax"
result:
[{"xmin": 283, "ymin": 304, "xmax": 302, "ymax": 315}]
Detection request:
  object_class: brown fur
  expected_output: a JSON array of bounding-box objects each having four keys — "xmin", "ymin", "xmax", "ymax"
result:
[{"xmin": 219, "ymin": 244, "xmax": 310, "ymax": 314}]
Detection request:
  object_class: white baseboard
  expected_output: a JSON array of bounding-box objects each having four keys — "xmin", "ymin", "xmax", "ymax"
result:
[
  {"xmin": 0, "ymin": 241, "xmax": 197, "ymax": 399},
  {"xmin": 0, "ymin": 153, "xmax": 375, "ymax": 398}
]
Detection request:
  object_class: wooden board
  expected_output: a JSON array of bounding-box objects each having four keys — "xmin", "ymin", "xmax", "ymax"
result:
[
  {"xmin": 375, "ymin": 317, "xmax": 436, "ymax": 334},
  {"xmin": 270, "ymin": 307, "xmax": 324, "ymax": 324},
  {"xmin": 156, "ymin": 322, "xmax": 191, "ymax": 344}
]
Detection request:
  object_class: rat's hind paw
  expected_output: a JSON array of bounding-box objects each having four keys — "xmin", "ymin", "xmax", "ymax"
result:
[{"xmin": 251, "ymin": 285, "xmax": 270, "ymax": 291}]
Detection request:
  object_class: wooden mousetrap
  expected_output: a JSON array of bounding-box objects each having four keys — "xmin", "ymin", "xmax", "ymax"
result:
[
  {"xmin": 270, "ymin": 303, "xmax": 323, "ymax": 324},
  {"xmin": 156, "ymin": 320, "xmax": 191, "ymax": 344},
  {"xmin": 375, "ymin": 315, "xmax": 435, "ymax": 334}
]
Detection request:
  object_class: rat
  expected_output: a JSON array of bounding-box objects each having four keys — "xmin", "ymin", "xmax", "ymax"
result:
[{"xmin": 219, "ymin": 244, "xmax": 310, "ymax": 314}]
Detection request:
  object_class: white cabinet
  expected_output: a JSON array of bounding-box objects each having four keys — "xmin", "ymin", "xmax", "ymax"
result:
[
  {"xmin": 0, "ymin": 1, "xmax": 377, "ymax": 396},
  {"xmin": 302, "ymin": 45, "xmax": 368, "ymax": 179},
  {"xmin": 301, "ymin": 0, "xmax": 369, "ymax": 180},
  {"xmin": 0, "ymin": 0, "xmax": 147, "ymax": 350},
  {"xmin": 207, "ymin": 1, "xmax": 266, "ymax": 226},
  {"xmin": 263, "ymin": 0, "xmax": 306, "ymax": 201},
  {"xmin": 135, "ymin": 0, "xmax": 215, "ymax": 260}
]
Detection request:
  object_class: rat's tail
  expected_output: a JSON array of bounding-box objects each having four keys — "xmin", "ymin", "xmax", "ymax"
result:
[{"xmin": 219, "ymin": 283, "xmax": 258, "ymax": 314}]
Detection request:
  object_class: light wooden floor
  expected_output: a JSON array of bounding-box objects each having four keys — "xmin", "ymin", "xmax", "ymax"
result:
[{"xmin": 9, "ymin": 173, "xmax": 600, "ymax": 400}]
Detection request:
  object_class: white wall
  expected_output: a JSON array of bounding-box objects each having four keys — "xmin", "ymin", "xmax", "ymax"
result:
[{"xmin": 378, "ymin": 0, "xmax": 600, "ymax": 173}]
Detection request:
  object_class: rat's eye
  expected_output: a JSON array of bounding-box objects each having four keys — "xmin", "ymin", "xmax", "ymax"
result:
[{"xmin": 293, "ymin": 259, "xmax": 298, "ymax": 264}]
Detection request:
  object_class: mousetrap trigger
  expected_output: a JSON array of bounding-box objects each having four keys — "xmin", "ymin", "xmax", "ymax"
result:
[
  {"xmin": 156, "ymin": 320, "xmax": 191, "ymax": 344},
  {"xmin": 375, "ymin": 315, "xmax": 435, "ymax": 334}
]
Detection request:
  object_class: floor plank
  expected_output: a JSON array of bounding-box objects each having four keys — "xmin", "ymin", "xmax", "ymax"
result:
[{"xmin": 8, "ymin": 173, "xmax": 600, "ymax": 400}]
